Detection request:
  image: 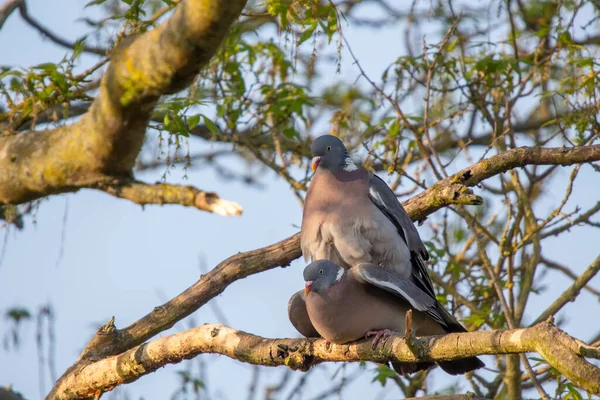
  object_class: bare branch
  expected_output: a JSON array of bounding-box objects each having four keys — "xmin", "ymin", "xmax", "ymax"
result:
[
  {"xmin": 17, "ymin": 1, "xmax": 106, "ymax": 55},
  {"xmin": 532, "ymin": 253, "xmax": 600, "ymax": 325},
  {"xmin": 541, "ymin": 257, "xmax": 600, "ymax": 297},
  {"xmin": 0, "ymin": 0, "xmax": 22, "ymax": 30},
  {"xmin": 404, "ymin": 144, "xmax": 600, "ymax": 221},
  {"xmin": 90, "ymin": 178, "xmax": 242, "ymax": 216},
  {"xmin": 48, "ymin": 321, "xmax": 600, "ymax": 399},
  {"xmin": 77, "ymin": 232, "xmax": 302, "ymax": 361}
]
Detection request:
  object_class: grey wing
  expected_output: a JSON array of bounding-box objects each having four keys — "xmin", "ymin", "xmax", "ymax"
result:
[
  {"xmin": 352, "ymin": 264, "xmax": 445, "ymax": 327},
  {"xmin": 368, "ymin": 173, "xmax": 435, "ymax": 298}
]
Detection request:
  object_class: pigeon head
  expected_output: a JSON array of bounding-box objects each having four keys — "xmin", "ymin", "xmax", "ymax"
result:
[
  {"xmin": 303, "ymin": 259, "xmax": 345, "ymax": 295},
  {"xmin": 310, "ymin": 135, "xmax": 351, "ymax": 172}
]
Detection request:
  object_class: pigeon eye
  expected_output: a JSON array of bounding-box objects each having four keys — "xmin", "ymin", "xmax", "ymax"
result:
[
  {"xmin": 326, "ymin": 146, "xmax": 331, "ymax": 151},
  {"xmin": 319, "ymin": 269, "xmax": 324, "ymax": 274}
]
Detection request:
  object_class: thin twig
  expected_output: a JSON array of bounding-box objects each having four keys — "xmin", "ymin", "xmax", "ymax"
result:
[
  {"xmin": 18, "ymin": 2, "xmax": 106, "ymax": 55},
  {"xmin": 533, "ymin": 253, "xmax": 600, "ymax": 325},
  {"xmin": 421, "ymin": 18, "xmax": 461, "ymax": 179},
  {"xmin": 541, "ymin": 257, "xmax": 600, "ymax": 297},
  {"xmin": 342, "ymin": 34, "xmax": 442, "ymax": 178},
  {"xmin": 470, "ymin": 216, "xmax": 551, "ymax": 400}
]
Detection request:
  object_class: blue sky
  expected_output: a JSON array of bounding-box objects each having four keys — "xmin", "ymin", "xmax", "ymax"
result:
[{"xmin": 1, "ymin": 1, "xmax": 599, "ymax": 399}]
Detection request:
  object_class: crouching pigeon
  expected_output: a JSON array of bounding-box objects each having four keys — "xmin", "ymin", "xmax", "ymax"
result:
[
  {"xmin": 297, "ymin": 259, "xmax": 485, "ymax": 375},
  {"xmin": 287, "ymin": 290, "xmax": 320, "ymax": 338}
]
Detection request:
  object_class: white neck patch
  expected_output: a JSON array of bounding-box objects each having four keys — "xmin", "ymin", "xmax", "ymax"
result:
[
  {"xmin": 343, "ymin": 156, "xmax": 358, "ymax": 171},
  {"xmin": 335, "ymin": 267, "xmax": 345, "ymax": 282}
]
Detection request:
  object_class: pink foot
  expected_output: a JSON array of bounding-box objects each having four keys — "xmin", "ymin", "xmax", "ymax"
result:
[{"xmin": 365, "ymin": 329, "xmax": 395, "ymax": 349}]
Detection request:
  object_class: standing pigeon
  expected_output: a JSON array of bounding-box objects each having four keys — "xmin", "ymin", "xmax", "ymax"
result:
[
  {"xmin": 301, "ymin": 135, "xmax": 434, "ymax": 300},
  {"xmin": 302, "ymin": 259, "xmax": 484, "ymax": 375}
]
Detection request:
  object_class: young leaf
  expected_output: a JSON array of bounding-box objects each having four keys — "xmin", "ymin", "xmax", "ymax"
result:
[
  {"xmin": 299, "ymin": 22, "xmax": 317, "ymax": 45},
  {"xmin": 187, "ymin": 114, "xmax": 200, "ymax": 129},
  {"xmin": 85, "ymin": 0, "xmax": 107, "ymax": 7},
  {"xmin": 202, "ymin": 115, "xmax": 222, "ymax": 136}
]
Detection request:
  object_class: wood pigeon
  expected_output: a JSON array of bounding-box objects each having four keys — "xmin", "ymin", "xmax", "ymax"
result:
[
  {"xmin": 287, "ymin": 290, "xmax": 320, "ymax": 338},
  {"xmin": 301, "ymin": 135, "xmax": 435, "ymax": 302},
  {"xmin": 300, "ymin": 260, "xmax": 485, "ymax": 375}
]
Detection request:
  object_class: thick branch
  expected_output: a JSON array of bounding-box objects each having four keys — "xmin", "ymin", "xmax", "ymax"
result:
[
  {"xmin": 403, "ymin": 144, "xmax": 600, "ymax": 221},
  {"xmin": 0, "ymin": 0, "xmax": 247, "ymax": 206},
  {"xmin": 48, "ymin": 321, "xmax": 600, "ymax": 399}
]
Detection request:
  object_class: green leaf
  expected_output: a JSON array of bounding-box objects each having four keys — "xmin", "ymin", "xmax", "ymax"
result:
[
  {"xmin": 558, "ymin": 31, "xmax": 573, "ymax": 46},
  {"xmin": 388, "ymin": 120, "xmax": 400, "ymax": 137},
  {"xmin": 447, "ymin": 38, "xmax": 458, "ymax": 52},
  {"xmin": 202, "ymin": 115, "xmax": 222, "ymax": 136},
  {"xmin": 5, "ymin": 308, "xmax": 31, "ymax": 323},
  {"xmin": 283, "ymin": 127, "xmax": 299, "ymax": 138},
  {"xmin": 540, "ymin": 119, "xmax": 556, "ymax": 128},
  {"xmin": 72, "ymin": 38, "xmax": 87, "ymax": 59},
  {"xmin": 326, "ymin": 7, "xmax": 338, "ymax": 43},
  {"xmin": 34, "ymin": 63, "xmax": 57, "ymax": 73},
  {"xmin": 85, "ymin": 0, "xmax": 107, "ymax": 7},
  {"xmin": 371, "ymin": 364, "xmax": 396, "ymax": 387},
  {"xmin": 566, "ymin": 384, "xmax": 583, "ymax": 400},
  {"xmin": 299, "ymin": 22, "xmax": 317, "ymax": 45},
  {"xmin": 187, "ymin": 114, "xmax": 200, "ymax": 129}
]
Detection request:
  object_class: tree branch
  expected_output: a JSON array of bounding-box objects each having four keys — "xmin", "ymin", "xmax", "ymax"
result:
[
  {"xmin": 532, "ymin": 253, "xmax": 600, "ymax": 325},
  {"xmin": 0, "ymin": 0, "xmax": 21, "ymax": 30},
  {"xmin": 48, "ymin": 320, "xmax": 600, "ymax": 399},
  {"xmin": 541, "ymin": 256, "xmax": 600, "ymax": 297},
  {"xmin": 0, "ymin": 0, "xmax": 248, "ymax": 210},
  {"xmin": 77, "ymin": 232, "xmax": 302, "ymax": 361},
  {"xmin": 17, "ymin": 1, "xmax": 106, "ymax": 55},
  {"xmin": 90, "ymin": 178, "xmax": 242, "ymax": 216},
  {"xmin": 403, "ymin": 144, "xmax": 600, "ymax": 221}
]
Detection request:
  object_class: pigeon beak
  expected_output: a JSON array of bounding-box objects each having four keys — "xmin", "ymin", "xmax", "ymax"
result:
[
  {"xmin": 311, "ymin": 157, "xmax": 321, "ymax": 172},
  {"xmin": 304, "ymin": 281, "xmax": 314, "ymax": 295}
]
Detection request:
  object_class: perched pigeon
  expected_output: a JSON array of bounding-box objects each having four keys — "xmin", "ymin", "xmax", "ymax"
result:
[
  {"xmin": 301, "ymin": 135, "xmax": 435, "ymax": 301},
  {"xmin": 287, "ymin": 290, "xmax": 320, "ymax": 338},
  {"xmin": 302, "ymin": 260, "xmax": 485, "ymax": 375}
]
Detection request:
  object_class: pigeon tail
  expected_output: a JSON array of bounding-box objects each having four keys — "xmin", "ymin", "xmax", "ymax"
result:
[
  {"xmin": 438, "ymin": 357, "xmax": 485, "ymax": 375},
  {"xmin": 390, "ymin": 361, "xmax": 434, "ymax": 375}
]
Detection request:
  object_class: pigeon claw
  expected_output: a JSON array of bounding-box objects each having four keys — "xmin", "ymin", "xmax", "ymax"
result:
[{"xmin": 365, "ymin": 329, "xmax": 394, "ymax": 349}]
